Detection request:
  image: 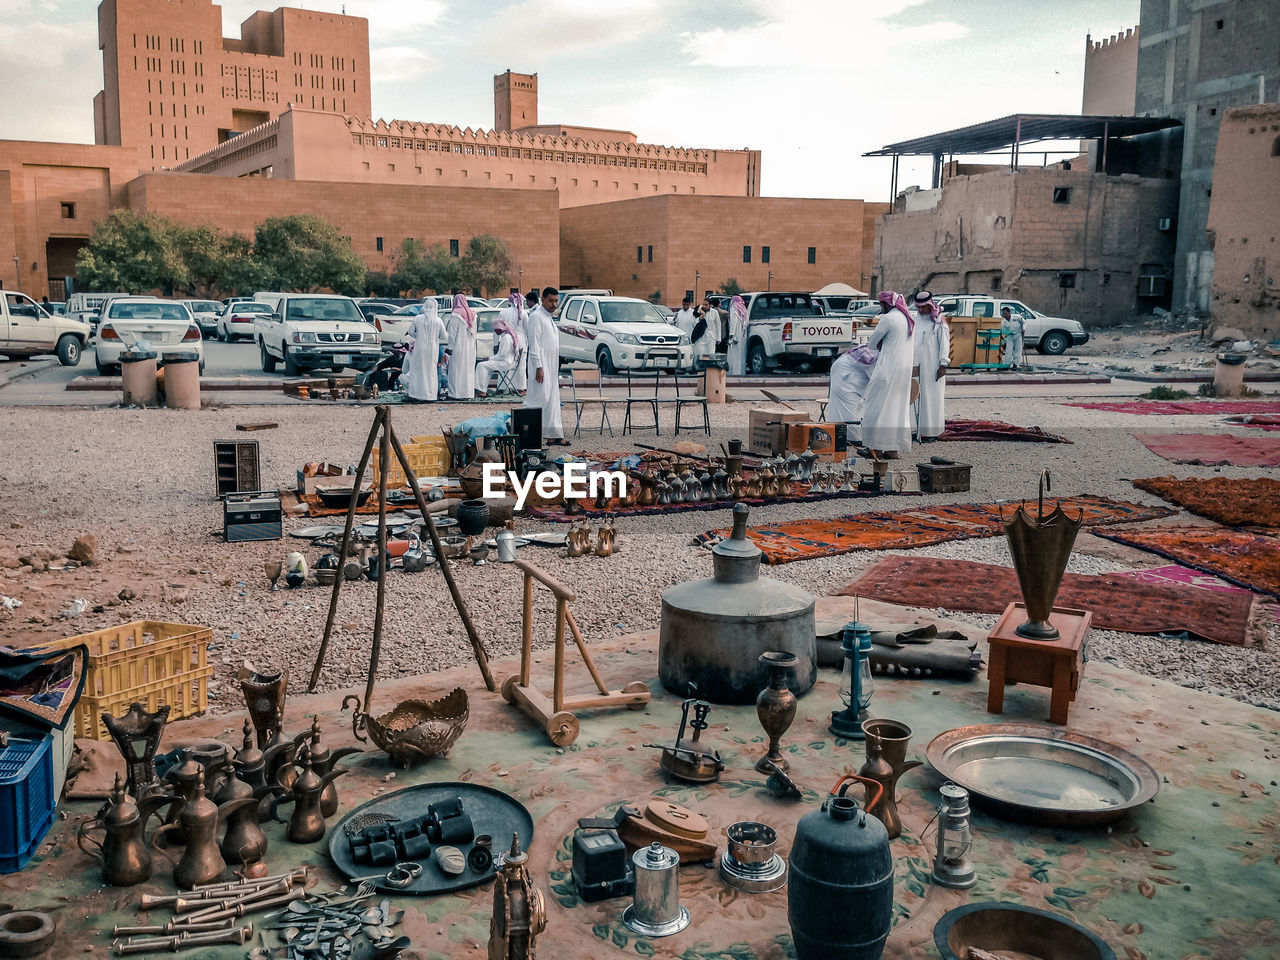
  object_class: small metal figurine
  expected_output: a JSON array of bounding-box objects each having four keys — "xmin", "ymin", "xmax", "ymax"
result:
[
  {"xmin": 643, "ymin": 687, "xmax": 723, "ymax": 783},
  {"xmin": 489, "ymin": 833, "xmax": 546, "ymax": 960}
]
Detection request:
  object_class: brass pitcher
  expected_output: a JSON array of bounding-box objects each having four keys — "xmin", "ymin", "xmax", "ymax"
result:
[
  {"xmin": 164, "ymin": 756, "xmax": 205, "ymax": 843},
  {"xmin": 271, "ymin": 746, "xmax": 348, "ymax": 844},
  {"xmin": 232, "ymin": 718, "xmax": 267, "ymax": 794},
  {"xmin": 292, "ymin": 716, "xmax": 362, "ymax": 818},
  {"xmin": 151, "ymin": 770, "xmax": 257, "ymax": 889},
  {"xmin": 213, "ymin": 759, "xmax": 269, "ymax": 873},
  {"xmin": 77, "ymin": 774, "xmax": 175, "ymax": 887},
  {"xmin": 857, "ymin": 719, "xmax": 924, "ymax": 841}
]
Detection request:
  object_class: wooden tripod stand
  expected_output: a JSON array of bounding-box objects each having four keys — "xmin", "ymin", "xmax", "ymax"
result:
[{"xmin": 308, "ymin": 405, "xmax": 495, "ymax": 708}]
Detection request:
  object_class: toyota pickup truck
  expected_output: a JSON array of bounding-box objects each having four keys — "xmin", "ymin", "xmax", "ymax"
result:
[{"xmin": 738, "ymin": 292, "xmax": 856, "ymax": 374}]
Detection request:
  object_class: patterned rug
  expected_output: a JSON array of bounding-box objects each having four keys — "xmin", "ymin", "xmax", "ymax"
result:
[
  {"xmin": 841, "ymin": 556, "xmax": 1259, "ymax": 647},
  {"xmin": 938, "ymin": 419, "xmax": 1071, "ymax": 443},
  {"xmin": 1066, "ymin": 400, "xmax": 1280, "ymax": 415},
  {"xmin": 694, "ymin": 495, "xmax": 1176, "ymax": 565},
  {"xmin": 1092, "ymin": 526, "xmax": 1280, "ymax": 598},
  {"xmin": 1134, "ymin": 476, "xmax": 1280, "ymax": 528},
  {"xmin": 1133, "ymin": 433, "xmax": 1280, "ymax": 467}
]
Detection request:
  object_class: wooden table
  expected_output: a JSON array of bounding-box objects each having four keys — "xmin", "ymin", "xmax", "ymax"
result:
[{"xmin": 986, "ymin": 602, "xmax": 1090, "ymax": 725}]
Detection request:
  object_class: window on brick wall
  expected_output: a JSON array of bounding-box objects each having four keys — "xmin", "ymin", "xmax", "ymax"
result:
[
  {"xmin": 1059, "ymin": 272, "xmax": 1077, "ymax": 289},
  {"xmin": 637, "ymin": 246, "xmax": 643, "ymax": 263},
  {"xmin": 742, "ymin": 245, "xmax": 751, "ymax": 263},
  {"xmin": 1053, "ymin": 186, "xmax": 1072, "ymax": 204},
  {"xmin": 990, "ymin": 275, "xmax": 1002, "ymax": 291},
  {"xmin": 647, "ymin": 245, "xmax": 653, "ymax": 263},
  {"xmin": 1272, "ymin": 135, "xmax": 1280, "ymax": 157},
  {"xmin": 761, "ymin": 246, "xmax": 770, "ymax": 264},
  {"xmin": 60, "ymin": 202, "xmax": 75, "ymax": 219},
  {"xmin": 807, "ymin": 247, "xmax": 816, "ymax": 265},
  {"xmin": 376, "ymin": 237, "xmax": 383, "ymax": 252},
  {"xmin": 450, "ymin": 239, "xmax": 459, "ymax": 257}
]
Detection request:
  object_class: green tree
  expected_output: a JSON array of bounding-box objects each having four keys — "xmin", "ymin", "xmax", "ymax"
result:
[
  {"xmin": 364, "ymin": 270, "xmax": 398, "ymax": 297},
  {"xmin": 252, "ymin": 214, "xmax": 366, "ymax": 294},
  {"xmin": 459, "ymin": 234, "xmax": 513, "ymax": 297},
  {"xmin": 214, "ymin": 233, "xmax": 272, "ymax": 296},
  {"xmin": 718, "ymin": 278, "xmax": 744, "ymax": 297},
  {"xmin": 391, "ymin": 239, "xmax": 462, "ymax": 295},
  {"xmin": 75, "ymin": 210, "xmax": 190, "ymax": 294}
]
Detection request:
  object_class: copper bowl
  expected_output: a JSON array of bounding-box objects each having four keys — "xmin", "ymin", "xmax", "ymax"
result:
[
  {"xmin": 315, "ymin": 482, "xmax": 373, "ymax": 509},
  {"xmin": 344, "ymin": 688, "xmax": 469, "ymax": 769}
]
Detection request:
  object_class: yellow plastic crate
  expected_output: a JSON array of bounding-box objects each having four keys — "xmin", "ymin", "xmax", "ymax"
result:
[
  {"xmin": 372, "ymin": 437, "xmax": 449, "ymax": 488},
  {"xmin": 36, "ymin": 621, "xmax": 214, "ymax": 740}
]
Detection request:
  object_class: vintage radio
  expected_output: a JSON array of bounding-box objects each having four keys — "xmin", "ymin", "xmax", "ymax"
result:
[{"xmin": 223, "ymin": 491, "xmax": 283, "ymax": 543}]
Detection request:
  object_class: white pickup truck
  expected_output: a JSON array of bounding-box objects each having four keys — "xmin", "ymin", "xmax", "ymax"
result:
[
  {"xmin": 0, "ymin": 290, "xmax": 89, "ymax": 365},
  {"xmin": 737, "ymin": 292, "xmax": 855, "ymax": 374},
  {"xmin": 253, "ymin": 292, "xmax": 382, "ymax": 376}
]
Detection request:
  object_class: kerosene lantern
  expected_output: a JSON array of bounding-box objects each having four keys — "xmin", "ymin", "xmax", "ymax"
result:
[
  {"xmin": 828, "ymin": 620, "xmax": 874, "ymax": 739},
  {"xmin": 931, "ymin": 782, "xmax": 977, "ymax": 889}
]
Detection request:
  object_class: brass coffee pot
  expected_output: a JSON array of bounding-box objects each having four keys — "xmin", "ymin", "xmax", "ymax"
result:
[
  {"xmin": 232, "ymin": 719, "xmax": 267, "ymax": 794},
  {"xmin": 213, "ymin": 758, "xmax": 269, "ymax": 873},
  {"xmin": 164, "ymin": 756, "xmax": 205, "ymax": 843},
  {"xmin": 151, "ymin": 770, "xmax": 257, "ymax": 889},
  {"xmin": 271, "ymin": 745, "xmax": 348, "ymax": 843},
  {"xmin": 77, "ymin": 775, "xmax": 174, "ymax": 887},
  {"xmin": 293, "ymin": 716, "xmax": 361, "ymax": 818},
  {"xmin": 856, "ymin": 719, "xmax": 924, "ymax": 841}
]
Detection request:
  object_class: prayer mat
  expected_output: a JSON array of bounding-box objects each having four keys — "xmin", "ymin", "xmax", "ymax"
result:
[
  {"xmin": 1066, "ymin": 399, "xmax": 1280, "ymax": 415},
  {"xmin": 0, "ymin": 643, "xmax": 88, "ymax": 729},
  {"xmin": 841, "ymin": 555, "xmax": 1258, "ymax": 647},
  {"xmin": 1133, "ymin": 433, "xmax": 1280, "ymax": 467},
  {"xmin": 694, "ymin": 495, "xmax": 1175, "ymax": 565},
  {"xmin": 1221, "ymin": 414, "xmax": 1280, "ymax": 429},
  {"xmin": 1092, "ymin": 526, "xmax": 1280, "ymax": 598},
  {"xmin": 1134, "ymin": 476, "xmax": 1280, "ymax": 528},
  {"xmin": 938, "ymin": 419, "xmax": 1071, "ymax": 443}
]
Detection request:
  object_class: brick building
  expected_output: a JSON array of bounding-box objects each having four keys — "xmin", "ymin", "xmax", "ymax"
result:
[
  {"xmin": 94, "ymin": 0, "xmax": 370, "ymax": 167},
  {"xmin": 1082, "ymin": 30, "xmax": 1139, "ymax": 117}
]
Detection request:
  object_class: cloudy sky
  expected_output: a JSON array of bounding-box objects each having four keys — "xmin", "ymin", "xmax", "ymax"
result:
[{"xmin": 1, "ymin": 0, "xmax": 1138, "ymax": 199}]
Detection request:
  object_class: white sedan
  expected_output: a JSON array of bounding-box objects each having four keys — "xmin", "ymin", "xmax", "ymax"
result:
[
  {"xmin": 217, "ymin": 301, "xmax": 272, "ymax": 342},
  {"xmin": 95, "ymin": 298, "xmax": 204, "ymax": 375}
]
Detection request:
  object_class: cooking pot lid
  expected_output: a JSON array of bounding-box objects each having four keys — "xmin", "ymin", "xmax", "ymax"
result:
[{"xmin": 643, "ymin": 800, "xmax": 708, "ymax": 839}]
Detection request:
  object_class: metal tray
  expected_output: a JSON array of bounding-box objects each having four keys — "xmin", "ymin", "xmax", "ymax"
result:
[
  {"xmin": 925, "ymin": 724, "xmax": 1160, "ymax": 828},
  {"xmin": 328, "ymin": 782, "xmax": 534, "ymax": 895}
]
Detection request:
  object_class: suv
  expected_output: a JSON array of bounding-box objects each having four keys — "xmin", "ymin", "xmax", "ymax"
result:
[
  {"xmin": 556, "ymin": 295, "xmax": 692, "ymax": 373},
  {"xmin": 0, "ymin": 291, "xmax": 89, "ymax": 365},
  {"xmin": 253, "ymin": 293, "xmax": 381, "ymax": 375},
  {"xmin": 935, "ymin": 296, "xmax": 1089, "ymax": 355}
]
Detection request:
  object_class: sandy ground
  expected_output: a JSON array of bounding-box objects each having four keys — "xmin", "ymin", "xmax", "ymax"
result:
[{"xmin": 1, "ymin": 388, "xmax": 1277, "ymax": 715}]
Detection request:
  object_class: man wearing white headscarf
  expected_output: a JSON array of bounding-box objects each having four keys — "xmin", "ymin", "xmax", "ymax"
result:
[
  {"xmin": 400, "ymin": 300, "xmax": 446, "ymax": 402},
  {"xmin": 727, "ymin": 295, "xmax": 749, "ymax": 375},
  {"xmin": 911, "ymin": 290, "xmax": 951, "ymax": 441},
  {"xmin": 861, "ymin": 291, "xmax": 915, "ymax": 456},
  {"xmin": 498, "ymin": 292, "xmax": 528, "ymax": 393},
  {"xmin": 445, "ymin": 292, "xmax": 477, "ymax": 399},
  {"xmin": 475, "ymin": 316, "xmax": 522, "ymax": 397},
  {"xmin": 825, "ymin": 343, "xmax": 878, "ymax": 444},
  {"xmin": 522, "ymin": 286, "xmax": 568, "ymax": 444}
]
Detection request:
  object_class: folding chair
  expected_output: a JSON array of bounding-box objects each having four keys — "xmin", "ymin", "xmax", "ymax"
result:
[
  {"xmin": 671, "ymin": 371, "xmax": 710, "ymax": 436},
  {"xmin": 570, "ymin": 368, "xmax": 616, "ymax": 437},
  {"xmin": 622, "ymin": 368, "xmax": 661, "ymax": 436},
  {"xmin": 493, "ymin": 365, "xmax": 520, "ymax": 397}
]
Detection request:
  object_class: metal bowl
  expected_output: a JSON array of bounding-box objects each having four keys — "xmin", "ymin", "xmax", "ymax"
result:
[
  {"xmin": 315, "ymin": 483, "xmax": 373, "ymax": 509},
  {"xmin": 926, "ymin": 724, "xmax": 1160, "ymax": 828},
  {"xmin": 725, "ymin": 821, "xmax": 777, "ymax": 865},
  {"xmin": 934, "ymin": 903, "xmax": 1115, "ymax": 960}
]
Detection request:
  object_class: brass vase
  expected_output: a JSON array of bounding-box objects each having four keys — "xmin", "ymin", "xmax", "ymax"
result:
[
  {"xmin": 237, "ymin": 667, "xmax": 289, "ymax": 749},
  {"xmin": 754, "ymin": 651, "xmax": 798, "ymax": 773},
  {"xmin": 1002, "ymin": 470, "xmax": 1083, "ymax": 640}
]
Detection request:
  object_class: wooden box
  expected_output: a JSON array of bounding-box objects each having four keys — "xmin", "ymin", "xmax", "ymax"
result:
[
  {"xmin": 917, "ymin": 460, "xmax": 971, "ymax": 493},
  {"xmin": 213, "ymin": 439, "xmax": 260, "ymax": 497}
]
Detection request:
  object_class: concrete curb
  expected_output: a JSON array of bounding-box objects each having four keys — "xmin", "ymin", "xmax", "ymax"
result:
[{"xmin": 0, "ymin": 358, "xmax": 59, "ymax": 389}]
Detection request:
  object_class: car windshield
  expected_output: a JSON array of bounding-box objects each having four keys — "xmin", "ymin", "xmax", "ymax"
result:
[
  {"xmin": 599, "ymin": 301, "xmax": 665, "ymax": 324},
  {"xmin": 232, "ymin": 303, "xmax": 271, "ymax": 314},
  {"xmin": 109, "ymin": 302, "xmax": 189, "ymax": 321},
  {"xmin": 190, "ymin": 301, "xmax": 220, "ymax": 312},
  {"xmin": 285, "ymin": 298, "xmax": 363, "ymax": 322}
]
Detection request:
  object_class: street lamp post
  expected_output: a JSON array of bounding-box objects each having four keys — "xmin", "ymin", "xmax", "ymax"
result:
[
  {"xmin": 768, "ymin": 271, "xmax": 774, "ymax": 292},
  {"xmin": 12, "ymin": 255, "xmax": 19, "ymax": 292},
  {"xmin": 694, "ymin": 270, "xmax": 701, "ymax": 302}
]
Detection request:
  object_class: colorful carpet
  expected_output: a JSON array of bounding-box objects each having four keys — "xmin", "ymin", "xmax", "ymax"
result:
[
  {"xmin": 694, "ymin": 495, "xmax": 1175, "ymax": 565},
  {"xmin": 1067, "ymin": 399, "xmax": 1280, "ymax": 415},
  {"xmin": 1134, "ymin": 476, "xmax": 1280, "ymax": 528},
  {"xmin": 1092, "ymin": 526, "xmax": 1280, "ymax": 598},
  {"xmin": 938, "ymin": 419, "xmax": 1071, "ymax": 443},
  {"xmin": 841, "ymin": 556, "xmax": 1258, "ymax": 646},
  {"xmin": 1133, "ymin": 432, "xmax": 1280, "ymax": 467}
]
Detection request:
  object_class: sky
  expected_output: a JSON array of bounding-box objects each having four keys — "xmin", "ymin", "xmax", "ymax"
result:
[{"xmin": 0, "ymin": 0, "xmax": 1140, "ymax": 201}]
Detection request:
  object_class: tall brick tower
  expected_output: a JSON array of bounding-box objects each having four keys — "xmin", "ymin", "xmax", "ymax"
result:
[{"xmin": 494, "ymin": 70, "xmax": 537, "ymax": 133}]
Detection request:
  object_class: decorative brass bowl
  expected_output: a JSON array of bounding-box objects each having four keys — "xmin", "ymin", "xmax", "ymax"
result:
[{"xmin": 343, "ymin": 688, "xmax": 469, "ymax": 769}]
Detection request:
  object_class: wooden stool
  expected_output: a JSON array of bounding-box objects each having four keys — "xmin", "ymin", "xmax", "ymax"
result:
[{"xmin": 986, "ymin": 602, "xmax": 1090, "ymax": 726}]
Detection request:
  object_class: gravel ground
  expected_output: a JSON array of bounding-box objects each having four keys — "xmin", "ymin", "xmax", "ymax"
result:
[{"xmin": 0, "ymin": 391, "xmax": 1276, "ymax": 713}]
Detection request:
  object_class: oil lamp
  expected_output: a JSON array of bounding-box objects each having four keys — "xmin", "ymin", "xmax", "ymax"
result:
[
  {"xmin": 828, "ymin": 619, "xmax": 874, "ymax": 739},
  {"xmin": 931, "ymin": 782, "xmax": 977, "ymax": 888}
]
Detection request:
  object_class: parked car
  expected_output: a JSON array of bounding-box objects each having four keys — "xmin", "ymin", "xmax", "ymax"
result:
[
  {"xmin": 0, "ymin": 290, "xmax": 89, "ymax": 365},
  {"xmin": 814, "ymin": 296, "xmax": 875, "ymax": 315},
  {"xmin": 376, "ymin": 304, "xmax": 422, "ymax": 346},
  {"xmin": 42, "ymin": 300, "xmax": 66, "ymax": 316},
  {"xmin": 254, "ymin": 293, "xmax": 381, "ymax": 375},
  {"xmin": 182, "ymin": 299, "xmax": 223, "ymax": 338},
  {"xmin": 357, "ymin": 301, "xmax": 400, "ymax": 321},
  {"xmin": 934, "ymin": 296, "xmax": 1089, "ymax": 355},
  {"xmin": 652, "ymin": 304, "xmax": 675, "ymax": 322},
  {"xmin": 486, "ymin": 297, "xmax": 511, "ymax": 308},
  {"xmin": 221, "ymin": 296, "xmax": 256, "ymax": 306},
  {"xmin": 217, "ymin": 301, "xmax": 272, "ymax": 342},
  {"xmin": 95, "ymin": 297, "xmax": 203, "ymax": 375},
  {"xmin": 736, "ymin": 291, "xmax": 855, "ymax": 374},
  {"xmin": 424, "ymin": 294, "xmax": 492, "ymax": 315},
  {"xmin": 556, "ymin": 294, "xmax": 692, "ymax": 374},
  {"xmin": 66, "ymin": 291, "xmax": 128, "ymax": 331}
]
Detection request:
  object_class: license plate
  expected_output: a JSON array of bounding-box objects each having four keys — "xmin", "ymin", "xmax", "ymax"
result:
[
  {"xmin": 333, "ymin": 354, "xmax": 351, "ymax": 365},
  {"xmin": 815, "ymin": 347, "xmax": 835, "ymax": 357},
  {"xmin": 651, "ymin": 357, "xmax": 671, "ymax": 367}
]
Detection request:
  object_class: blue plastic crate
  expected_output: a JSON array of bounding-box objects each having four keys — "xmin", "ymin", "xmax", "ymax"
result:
[{"xmin": 0, "ymin": 733, "xmax": 55, "ymax": 874}]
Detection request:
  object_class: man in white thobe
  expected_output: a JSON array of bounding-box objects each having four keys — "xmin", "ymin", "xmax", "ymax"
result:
[
  {"xmin": 522, "ymin": 286, "xmax": 567, "ymax": 444},
  {"xmin": 861, "ymin": 291, "xmax": 915, "ymax": 456},
  {"xmin": 498, "ymin": 293, "xmax": 528, "ymax": 393},
  {"xmin": 445, "ymin": 293, "xmax": 477, "ymax": 399},
  {"xmin": 912, "ymin": 291, "xmax": 951, "ymax": 441},
  {"xmin": 400, "ymin": 300, "xmax": 446, "ymax": 402},
  {"xmin": 825, "ymin": 343, "xmax": 878, "ymax": 444},
  {"xmin": 727, "ymin": 294, "xmax": 749, "ymax": 376},
  {"xmin": 475, "ymin": 318, "xmax": 521, "ymax": 396},
  {"xmin": 1001, "ymin": 306, "xmax": 1024, "ymax": 369},
  {"xmin": 694, "ymin": 297, "xmax": 722, "ymax": 368}
]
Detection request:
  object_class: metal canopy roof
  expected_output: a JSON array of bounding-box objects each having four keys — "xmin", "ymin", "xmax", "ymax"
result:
[{"xmin": 865, "ymin": 113, "xmax": 1181, "ymax": 157}]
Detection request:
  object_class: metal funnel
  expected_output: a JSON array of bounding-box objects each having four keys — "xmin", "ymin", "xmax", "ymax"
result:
[{"xmin": 1002, "ymin": 471, "xmax": 1082, "ymax": 639}]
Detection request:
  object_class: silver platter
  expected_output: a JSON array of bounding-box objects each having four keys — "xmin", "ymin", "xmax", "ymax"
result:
[
  {"xmin": 622, "ymin": 905, "xmax": 690, "ymax": 938},
  {"xmin": 718, "ymin": 851, "xmax": 788, "ymax": 893},
  {"xmin": 926, "ymin": 724, "xmax": 1161, "ymax": 828}
]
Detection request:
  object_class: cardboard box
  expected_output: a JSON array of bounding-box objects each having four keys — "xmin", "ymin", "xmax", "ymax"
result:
[
  {"xmin": 748, "ymin": 407, "xmax": 809, "ymax": 455},
  {"xmin": 297, "ymin": 462, "xmax": 348, "ymax": 496},
  {"xmin": 786, "ymin": 422, "xmax": 848, "ymax": 461}
]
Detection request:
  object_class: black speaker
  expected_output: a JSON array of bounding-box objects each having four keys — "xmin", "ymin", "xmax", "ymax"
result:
[{"xmin": 512, "ymin": 408, "xmax": 541, "ymax": 450}]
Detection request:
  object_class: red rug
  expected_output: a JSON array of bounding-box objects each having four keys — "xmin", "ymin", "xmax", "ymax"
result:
[
  {"xmin": 1067, "ymin": 400, "xmax": 1280, "ymax": 415},
  {"xmin": 1133, "ymin": 433, "xmax": 1280, "ymax": 467},
  {"xmin": 938, "ymin": 420, "xmax": 1070, "ymax": 443},
  {"xmin": 1092, "ymin": 526, "xmax": 1280, "ymax": 598},
  {"xmin": 1222, "ymin": 414, "xmax": 1280, "ymax": 430},
  {"xmin": 841, "ymin": 555, "xmax": 1258, "ymax": 646},
  {"xmin": 694, "ymin": 495, "xmax": 1175, "ymax": 565},
  {"xmin": 1134, "ymin": 476, "xmax": 1280, "ymax": 528}
]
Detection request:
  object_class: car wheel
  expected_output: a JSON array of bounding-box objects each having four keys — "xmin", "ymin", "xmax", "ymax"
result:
[
  {"xmin": 747, "ymin": 341, "xmax": 769, "ymax": 376},
  {"xmin": 283, "ymin": 346, "xmax": 300, "ymax": 377},
  {"xmin": 55, "ymin": 335, "xmax": 81, "ymax": 367},
  {"xmin": 218, "ymin": 326, "xmax": 228, "ymax": 343},
  {"xmin": 198, "ymin": 360, "xmax": 205, "ymax": 375},
  {"xmin": 259, "ymin": 340, "xmax": 277, "ymax": 372},
  {"xmin": 1038, "ymin": 331, "xmax": 1069, "ymax": 355},
  {"xmin": 596, "ymin": 347, "xmax": 616, "ymax": 376}
]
